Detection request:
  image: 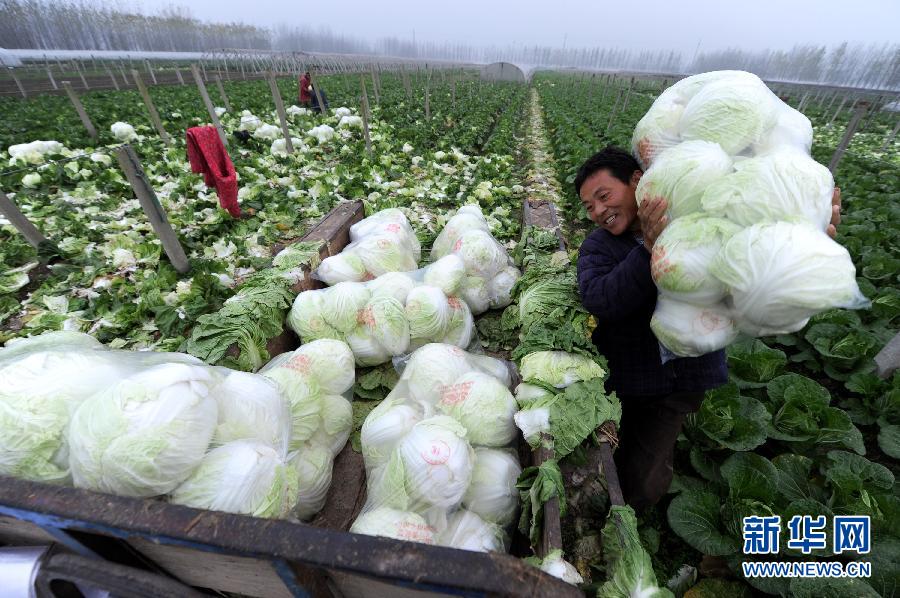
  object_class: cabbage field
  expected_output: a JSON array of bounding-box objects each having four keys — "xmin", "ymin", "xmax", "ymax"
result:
[{"xmin": 1, "ymin": 67, "xmax": 898, "ymax": 596}]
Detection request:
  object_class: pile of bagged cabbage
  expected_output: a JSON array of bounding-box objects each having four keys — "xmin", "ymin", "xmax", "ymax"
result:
[
  {"xmin": 288, "ymin": 207, "xmax": 520, "ymax": 366},
  {"xmin": 351, "ymin": 343, "xmax": 522, "ymax": 553},
  {"xmin": 0, "ymin": 331, "xmax": 355, "ymax": 520},
  {"xmin": 631, "ymin": 70, "xmax": 869, "ymax": 357}
]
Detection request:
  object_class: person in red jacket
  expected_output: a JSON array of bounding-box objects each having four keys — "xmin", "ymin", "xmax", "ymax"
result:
[{"xmin": 298, "ymin": 71, "xmax": 312, "ymax": 107}]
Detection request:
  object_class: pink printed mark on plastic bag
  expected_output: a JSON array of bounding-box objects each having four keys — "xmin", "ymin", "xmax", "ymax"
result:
[
  {"xmin": 377, "ymin": 238, "xmax": 391, "ymax": 249},
  {"xmin": 440, "ymin": 381, "xmax": 473, "ymax": 407},
  {"xmin": 362, "ymin": 271, "xmax": 375, "ymax": 282},
  {"xmin": 699, "ymin": 311, "xmax": 729, "ymax": 333},
  {"xmin": 453, "ymin": 238, "xmax": 463, "ymax": 252},
  {"xmin": 357, "ymin": 305, "xmax": 376, "ymax": 328},
  {"xmin": 286, "ymin": 354, "xmax": 312, "ymax": 374},
  {"xmin": 421, "ymin": 440, "xmax": 451, "ymax": 465},
  {"xmin": 385, "ymin": 223, "xmax": 401, "ymax": 233},
  {"xmin": 447, "ymin": 297, "xmax": 462, "ymax": 310},
  {"xmin": 396, "ymin": 521, "xmax": 436, "ymax": 544}
]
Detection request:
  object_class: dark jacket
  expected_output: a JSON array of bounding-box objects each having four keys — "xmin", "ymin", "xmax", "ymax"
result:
[{"xmin": 577, "ymin": 227, "xmax": 728, "ymax": 398}]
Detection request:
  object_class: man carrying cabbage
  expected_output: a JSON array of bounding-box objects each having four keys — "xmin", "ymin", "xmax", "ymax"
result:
[{"xmin": 573, "ymin": 146, "xmax": 841, "ymax": 511}]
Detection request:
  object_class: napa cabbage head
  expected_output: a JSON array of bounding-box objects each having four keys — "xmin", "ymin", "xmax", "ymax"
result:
[
  {"xmin": 68, "ymin": 363, "xmax": 217, "ymax": 497},
  {"xmin": 321, "ymin": 282, "xmax": 371, "ymax": 334},
  {"xmin": 316, "ymin": 252, "xmax": 367, "ymax": 285},
  {"xmin": 405, "ymin": 286, "xmax": 451, "ymax": 342},
  {"xmin": 679, "ymin": 75, "xmax": 779, "ymax": 155},
  {"xmin": 289, "ymin": 340, "xmax": 356, "ymax": 395},
  {"xmin": 460, "ymin": 275, "xmax": 491, "ymax": 315},
  {"xmin": 397, "ymin": 416, "xmax": 474, "ymax": 509},
  {"xmin": 358, "ymin": 295, "xmax": 410, "ymax": 356},
  {"xmin": 367, "ymin": 271, "xmax": 417, "ymax": 304},
  {"xmin": 402, "ymin": 344, "xmax": 477, "ymax": 407},
  {"xmin": 259, "ymin": 353, "xmax": 323, "ymax": 449},
  {"xmin": 290, "ymin": 444, "xmax": 334, "ymax": 519},
  {"xmin": 354, "ymin": 234, "xmax": 418, "ymax": 277},
  {"xmin": 520, "ymin": 351, "xmax": 606, "ymax": 388},
  {"xmin": 451, "ymin": 229, "xmax": 509, "ymax": 279},
  {"xmin": 287, "ymin": 291, "xmax": 343, "ymax": 342},
  {"xmin": 462, "ymin": 448, "xmax": 522, "ymax": 525},
  {"xmin": 710, "ymin": 221, "xmax": 870, "ymax": 335},
  {"xmin": 650, "ymin": 297, "xmax": 738, "ymax": 357},
  {"xmin": 170, "ymin": 440, "xmax": 298, "ymax": 518},
  {"xmin": 650, "ymin": 214, "xmax": 741, "ymax": 305},
  {"xmin": 701, "ymin": 149, "xmax": 834, "ymax": 230},
  {"xmin": 437, "ymin": 372, "xmax": 517, "ymax": 446},
  {"xmin": 635, "ymin": 140, "xmax": 733, "ymax": 220},
  {"xmin": 423, "ymin": 254, "xmax": 466, "ymax": 296},
  {"xmin": 310, "ymin": 394, "xmax": 353, "ymax": 456},
  {"xmin": 440, "ymin": 297, "xmax": 474, "ymax": 348},
  {"xmin": 361, "ymin": 393, "xmax": 421, "ymax": 468},
  {"xmin": 351, "ymin": 507, "xmax": 436, "ymax": 544},
  {"xmin": 437, "ymin": 509, "xmax": 506, "ymax": 553},
  {"xmin": 210, "ymin": 370, "xmax": 291, "ymax": 457}
]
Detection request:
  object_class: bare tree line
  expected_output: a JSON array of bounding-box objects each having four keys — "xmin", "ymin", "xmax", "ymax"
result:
[{"xmin": 1, "ymin": 0, "xmax": 897, "ymax": 90}]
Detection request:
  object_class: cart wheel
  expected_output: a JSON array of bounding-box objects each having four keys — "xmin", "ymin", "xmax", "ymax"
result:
[{"xmin": 34, "ymin": 553, "xmax": 204, "ymax": 598}]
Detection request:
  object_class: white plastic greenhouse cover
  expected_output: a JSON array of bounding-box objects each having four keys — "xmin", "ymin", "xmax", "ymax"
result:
[{"xmin": 0, "ymin": 48, "xmax": 23, "ymax": 66}]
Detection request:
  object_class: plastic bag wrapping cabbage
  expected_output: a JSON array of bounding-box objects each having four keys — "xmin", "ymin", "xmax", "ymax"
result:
[
  {"xmin": 0, "ymin": 332, "xmax": 206, "ymax": 484},
  {"xmin": 286, "ymin": 274, "xmax": 479, "ymax": 366},
  {"xmin": 170, "ymin": 440, "xmax": 299, "ymax": 518},
  {"xmin": 314, "ymin": 209, "xmax": 420, "ymax": 285},
  {"xmin": 630, "ymin": 70, "xmax": 867, "ymax": 356},
  {"xmin": 635, "ymin": 140, "xmax": 733, "ymax": 220},
  {"xmin": 650, "ymin": 214, "xmax": 741, "ymax": 305},
  {"xmin": 210, "ymin": 370, "xmax": 292, "ymax": 458},
  {"xmin": 701, "ymin": 149, "xmax": 834, "ymax": 230},
  {"xmin": 353, "ymin": 344, "xmax": 521, "ymax": 552},
  {"xmin": 68, "ymin": 362, "xmax": 218, "ymax": 497},
  {"xmin": 650, "ymin": 297, "xmax": 738, "ymax": 358},
  {"xmin": 631, "ymin": 70, "xmax": 766, "ymax": 168},
  {"xmin": 710, "ymin": 222, "xmax": 870, "ymax": 336},
  {"xmin": 316, "ymin": 206, "xmax": 518, "ymax": 316}
]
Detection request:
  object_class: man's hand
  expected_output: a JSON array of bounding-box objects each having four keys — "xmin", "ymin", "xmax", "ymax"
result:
[
  {"xmin": 826, "ymin": 187, "xmax": 841, "ymax": 239},
  {"xmin": 638, "ymin": 197, "xmax": 668, "ymax": 252}
]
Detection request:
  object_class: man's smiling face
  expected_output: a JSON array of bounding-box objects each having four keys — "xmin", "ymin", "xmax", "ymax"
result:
[{"xmin": 579, "ymin": 168, "xmax": 642, "ymax": 236}]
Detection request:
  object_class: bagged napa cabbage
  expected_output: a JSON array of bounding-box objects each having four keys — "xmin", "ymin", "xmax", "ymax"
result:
[
  {"xmin": 350, "ymin": 507, "xmax": 436, "ymax": 544},
  {"xmin": 520, "ymin": 351, "xmax": 606, "ymax": 388},
  {"xmin": 449, "ymin": 229, "xmax": 510, "ymax": 279},
  {"xmin": 405, "ymin": 286, "xmax": 451, "ymax": 342},
  {"xmin": 170, "ymin": 440, "xmax": 298, "ymax": 518},
  {"xmin": 462, "ymin": 448, "xmax": 521, "ymax": 525},
  {"xmin": 710, "ymin": 221, "xmax": 869, "ymax": 335},
  {"xmin": 701, "ymin": 149, "xmax": 834, "ymax": 230},
  {"xmin": 361, "ymin": 394, "xmax": 421, "ymax": 468},
  {"xmin": 422, "ymin": 255, "xmax": 466, "ymax": 296},
  {"xmin": 441, "ymin": 298, "xmax": 474, "ymax": 348},
  {"xmin": 68, "ymin": 363, "xmax": 217, "ymax": 497},
  {"xmin": 290, "ymin": 445, "xmax": 334, "ymax": 519},
  {"xmin": 436, "ymin": 372, "xmax": 517, "ymax": 446},
  {"xmin": 753, "ymin": 105, "xmax": 814, "ymax": 155},
  {"xmin": 650, "ymin": 214, "xmax": 741, "ymax": 305},
  {"xmin": 650, "ymin": 296, "xmax": 738, "ymax": 357},
  {"xmin": 210, "ymin": 370, "xmax": 291, "ymax": 457},
  {"xmin": 679, "ymin": 74, "xmax": 779, "ymax": 155},
  {"xmin": 368, "ymin": 271, "xmax": 417, "ymax": 304},
  {"xmin": 437, "ymin": 509, "xmax": 507, "ymax": 553},
  {"xmin": 399, "ymin": 416, "xmax": 474, "ymax": 509},
  {"xmin": 432, "ymin": 206, "xmax": 492, "ymax": 257},
  {"xmin": 635, "ymin": 140, "xmax": 733, "ymax": 220},
  {"xmin": 400, "ymin": 344, "xmax": 499, "ymax": 407},
  {"xmin": 631, "ymin": 70, "xmax": 761, "ymax": 168}
]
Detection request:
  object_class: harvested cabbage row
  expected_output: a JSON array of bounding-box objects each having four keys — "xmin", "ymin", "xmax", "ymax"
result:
[
  {"xmin": 314, "ymin": 207, "xmax": 521, "ymax": 316},
  {"xmin": 287, "ymin": 262, "xmax": 478, "ymax": 366},
  {"xmin": 0, "ymin": 331, "xmax": 355, "ymax": 522},
  {"xmin": 630, "ymin": 70, "xmax": 869, "ymax": 356},
  {"xmin": 352, "ymin": 344, "xmax": 522, "ymax": 553}
]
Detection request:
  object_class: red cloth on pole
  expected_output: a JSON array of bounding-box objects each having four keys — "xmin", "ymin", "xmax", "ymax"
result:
[{"xmin": 186, "ymin": 126, "xmax": 240, "ymax": 218}]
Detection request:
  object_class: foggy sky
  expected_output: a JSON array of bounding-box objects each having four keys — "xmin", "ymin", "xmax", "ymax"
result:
[{"xmin": 130, "ymin": 0, "xmax": 900, "ymax": 54}]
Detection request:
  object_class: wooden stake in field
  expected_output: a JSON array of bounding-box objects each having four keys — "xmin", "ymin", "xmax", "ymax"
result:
[
  {"xmin": 308, "ymin": 70, "xmax": 327, "ymax": 117},
  {"xmin": 175, "ymin": 67, "xmax": 185, "ymax": 85},
  {"xmin": 267, "ymin": 73, "xmax": 293, "ymax": 155},
  {"xmin": 0, "ymin": 189, "xmax": 55, "ymax": 252},
  {"xmin": 191, "ymin": 64, "xmax": 228, "ymax": 147},
  {"xmin": 360, "ymin": 77, "xmax": 373, "ymax": 155},
  {"xmin": 74, "ymin": 61, "xmax": 89, "ymax": 90},
  {"xmin": 215, "ymin": 76, "xmax": 232, "ymax": 113},
  {"xmin": 116, "ymin": 145, "xmax": 190, "ymax": 274},
  {"xmin": 828, "ymin": 101, "xmax": 869, "ymax": 173},
  {"xmin": 425, "ymin": 80, "xmax": 431, "ymax": 120},
  {"xmin": 46, "ymin": 68, "xmax": 58, "ymax": 90},
  {"xmin": 606, "ymin": 88, "xmax": 623, "ymax": 135},
  {"xmin": 828, "ymin": 96, "xmax": 850, "ymax": 128},
  {"xmin": 8, "ymin": 68, "xmax": 27, "ymax": 99},
  {"xmin": 370, "ymin": 68, "xmax": 380, "ymax": 105},
  {"xmin": 61, "ymin": 82, "xmax": 98, "ymax": 142},
  {"xmin": 104, "ymin": 65, "xmax": 119, "ymax": 91},
  {"xmin": 131, "ymin": 70, "xmax": 171, "ymax": 145},
  {"xmin": 881, "ymin": 117, "xmax": 900, "ymax": 153}
]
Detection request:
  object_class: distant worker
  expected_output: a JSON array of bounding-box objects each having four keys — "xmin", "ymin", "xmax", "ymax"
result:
[{"xmin": 298, "ymin": 71, "xmax": 312, "ymax": 107}]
